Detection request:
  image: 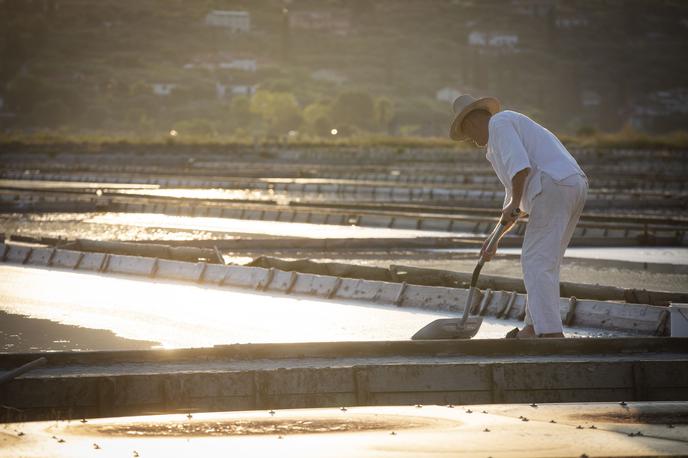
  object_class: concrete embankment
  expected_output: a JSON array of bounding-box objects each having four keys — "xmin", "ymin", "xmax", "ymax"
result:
[{"xmin": 1, "ymin": 338, "xmax": 686, "ymax": 422}]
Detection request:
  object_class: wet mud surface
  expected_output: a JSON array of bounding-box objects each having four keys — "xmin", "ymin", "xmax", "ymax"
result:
[
  {"xmin": 0, "ymin": 311, "xmax": 159, "ymax": 352},
  {"xmin": 79, "ymin": 415, "xmax": 448, "ymax": 437}
]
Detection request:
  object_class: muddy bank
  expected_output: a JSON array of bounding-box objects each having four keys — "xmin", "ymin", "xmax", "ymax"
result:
[{"xmin": 0, "ymin": 311, "xmax": 159, "ymax": 352}]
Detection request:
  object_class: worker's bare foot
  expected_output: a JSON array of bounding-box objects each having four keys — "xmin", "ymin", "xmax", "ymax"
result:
[
  {"xmin": 539, "ymin": 332, "xmax": 565, "ymax": 338},
  {"xmin": 516, "ymin": 325, "xmax": 537, "ymax": 338},
  {"xmin": 505, "ymin": 325, "xmax": 537, "ymax": 338},
  {"xmin": 505, "ymin": 326, "xmax": 565, "ymax": 339}
]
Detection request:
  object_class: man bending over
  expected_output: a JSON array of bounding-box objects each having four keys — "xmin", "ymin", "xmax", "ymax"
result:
[{"xmin": 449, "ymin": 94, "xmax": 588, "ymax": 338}]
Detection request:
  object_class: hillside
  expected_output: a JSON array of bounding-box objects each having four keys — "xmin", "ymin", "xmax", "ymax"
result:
[{"xmin": 1, "ymin": 0, "xmax": 687, "ymax": 139}]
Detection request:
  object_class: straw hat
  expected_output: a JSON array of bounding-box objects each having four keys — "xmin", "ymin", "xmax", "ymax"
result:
[{"xmin": 449, "ymin": 94, "xmax": 501, "ymax": 140}]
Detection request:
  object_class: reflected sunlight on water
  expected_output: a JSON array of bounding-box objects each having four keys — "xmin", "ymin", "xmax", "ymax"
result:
[
  {"xmin": 117, "ymin": 187, "xmax": 285, "ymax": 203},
  {"xmin": 87, "ymin": 213, "xmax": 470, "ymax": 239},
  {"xmin": 113, "ymin": 187, "xmax": 439, "ymax": 204},
  {"xmin": 0, "ymin": 265, "xmax": 623, "ymax": 351},
  {"xmin": 0, "ymin": 179, "xmax": 158, "ymax": 190},
  {"xmin": 428, "ymin": 247, "xmax": 688, "ymax": 265}
]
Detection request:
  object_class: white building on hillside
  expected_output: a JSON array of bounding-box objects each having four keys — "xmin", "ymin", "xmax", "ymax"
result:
[
  {"xmin": 488, "ymin": 34, "xmax": 518, "ymax": 48},
  {"xmin": 511, "ymin": 0, "xmax": 552, "ymax": 17},
  {"xmin": 205, "ymin": 10, "xmax": 250, "ymax": 32},
  {"xmin": 468, "ymin": 31, "xmax": 487, "ymax": 46},
  {"xmin": 231, "ymin": 85, "xmax": 257, "ymax": 96},
  {"xmin": 436, "ymin": 87, "xmax": 461, "ymax": 103},
  {"xmin": 556, "ymin": 16, "xmax": 589, "ymax": 29},
  {"xmin": 215, "ymin": 82, "xmax": 228, "ymax": 99},
  {"xmin": 310, "ymin": 69, "xmax": 347, "ymax": 85},
  {"xmin": 152, "ymin": 83, "xmax": 176, "ymax": 96},
  {"xmin": 289, "ymin": 10, "xmax": 350, "ymax": 36},
  {"xmin": 470, "ymin": 31, "xmax": 518, "ymax": 48},
  {"xmin": 219, "ymin": 59, "xmax": 257, "ymax": 72}
]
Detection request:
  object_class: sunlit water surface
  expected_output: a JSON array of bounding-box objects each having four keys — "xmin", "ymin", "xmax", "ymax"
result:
[
  {"xmin": 117, "ymin": 187, "xmax": 283, "ymax": 202},
  {"xmin": 0, "ymin": 265, "xmax": 617, "ymax": 351},
  {"xmin": 429, "ymin": 246, "xmax": 688, "ymax": 265},
  {"xmin": 0, "ymin": 179, "xmax": 158, "ymax": 190},
  {"xmin": 114, "ymin": 187, "xmax": 445, "ymax": 203},
  {"xmin": 87, "ymin": 213, "xmax": 470, "ymax": 239}
]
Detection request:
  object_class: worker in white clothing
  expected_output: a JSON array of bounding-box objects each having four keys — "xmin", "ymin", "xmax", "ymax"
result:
[{"xmin": 449, "ymin": 94, "xmax": 588, "ymax": 338}]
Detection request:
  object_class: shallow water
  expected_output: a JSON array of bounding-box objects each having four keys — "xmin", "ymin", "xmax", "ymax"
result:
[
  {"xmin": 2, "ymin": 212, "xmax": 469, "ymax": 242},
  {"xmin": 0, "ymin": 179, "xmax": 157, "ymax": 190},
  {"xmin": 87, "ymin": 213, "xmax": 470, "ymax": 239},
  {"xmin": 117, "ymin": 187, "xmax": 284, "ymax": 203},
  {"xmin": 561, "ymin": 246, "xmax": 688, "ymax": 265},
  {"xmin": 112, "ymin": 186, "xmax": 479, "ymax": 204},
  {"xmin": 429, "ymin": 246, "xmax": 688, "ymax": 265},
  {"xmin": 0, "ymin": 265, "xmax": 619, "ymax": 352}
]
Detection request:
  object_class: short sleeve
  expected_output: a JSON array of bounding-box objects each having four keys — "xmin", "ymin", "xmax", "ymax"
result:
[
  {"xmin": 491, "ymin": 118, "xmax": 531, "ymax": 180},
  {"xmin": 503, "ymin": 187, "xmax": 511, "ymax": 208}
]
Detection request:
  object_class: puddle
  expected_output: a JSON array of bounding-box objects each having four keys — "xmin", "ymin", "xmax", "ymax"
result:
[
  {"xmin": 78, "ymin": 414, "xmax": 449, "ymax": 437},
  {"xmin": 573, "ymin": 410, "xmax": 688, "ymax": 425}
]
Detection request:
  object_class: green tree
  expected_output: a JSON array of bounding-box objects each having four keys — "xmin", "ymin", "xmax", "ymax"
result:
[
  {"xmin": 303, "ymin": 102, "xmax": 332, "ymax": 136},
  {"xmin": 230, "ymin": 95, "xmax": 251, "ymax": 128},
  {"xmin": 330, "ymin": 91, "xmax": 374, "ymax": 130},
  {"xmin": 249, "ymin": 90, "xmax": 302, "ymax": 134},
  {"xmin": 173, "ymin": 118, "xmax": 217, "ymax": 137}
]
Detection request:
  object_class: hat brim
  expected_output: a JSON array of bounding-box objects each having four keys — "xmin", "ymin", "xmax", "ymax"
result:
[{"xmin": 449, "ymin": 97, "xmax": 501, "ymax": 141}]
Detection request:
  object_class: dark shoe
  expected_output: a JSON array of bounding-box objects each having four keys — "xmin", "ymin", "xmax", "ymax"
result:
[
  {"xmin": 538, "ymin": 332, "xmax": 565, "ymax": 338},
  {"xmin": 505, "ymin": 327, "xmax": 519, "ymax": 339}
]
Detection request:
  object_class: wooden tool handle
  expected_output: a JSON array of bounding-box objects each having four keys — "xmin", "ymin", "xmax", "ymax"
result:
[{"xmin": 480, "ymin": 209, "xmax": 520, "ymax": 265}]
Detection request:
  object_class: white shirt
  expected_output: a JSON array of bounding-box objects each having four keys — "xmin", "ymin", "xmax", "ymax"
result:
[{"xmin": 485, "ymin": 110, "xmax": 586, "ymax": 213}]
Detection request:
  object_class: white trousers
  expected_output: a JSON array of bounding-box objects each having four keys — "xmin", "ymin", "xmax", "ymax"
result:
[{"xmin": 522, "ymin": 173, "xmax": 588, "ymax": 335}]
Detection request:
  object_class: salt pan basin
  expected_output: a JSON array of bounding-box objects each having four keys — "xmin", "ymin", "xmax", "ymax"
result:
[
  {"xmin": 0, "ymin": 265, "xmax": 616, "ymax": 351},
  {"xmin": 2, "ymin": 402, "xmax": 687, "ymax": 457}
]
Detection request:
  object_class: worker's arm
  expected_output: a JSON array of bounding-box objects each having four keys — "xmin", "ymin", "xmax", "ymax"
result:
[
  {"xmin": 480, "ymin": 117, "xmax": 532, "ymax": 262},
  {"xmin": 501, "ymin": 167, "xmax": 529, "ymax": 226},
  {"xmin": 481, "ymin": 167, "xmax": 530, "ymax": 260}
]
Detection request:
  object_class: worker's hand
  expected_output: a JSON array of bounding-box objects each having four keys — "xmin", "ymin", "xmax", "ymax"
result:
[
  {"xmin": 500, "ymin": 201, "xmax": 521, "ymax": 225},
  {"xmin": 480, "ymin": 237, "xmax": 498, "ymax": 262}
]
